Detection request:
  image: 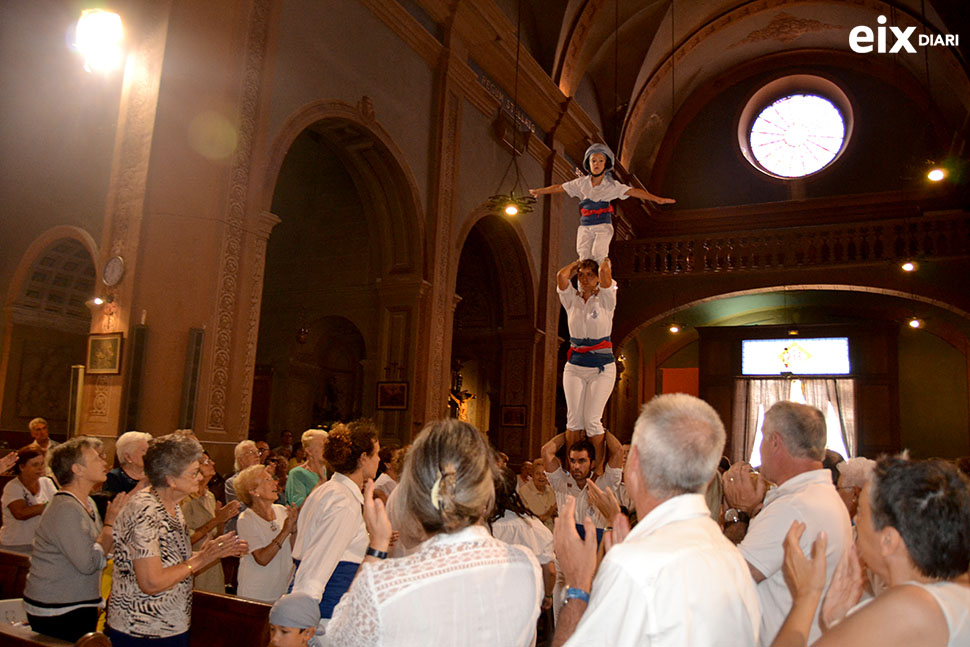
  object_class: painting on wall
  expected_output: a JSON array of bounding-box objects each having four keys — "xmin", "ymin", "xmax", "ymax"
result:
[
  {"xmin": 86, "ymin": 333, "xmax": 124, "ymax": 375},
  {"xmin": 376, "ymin": 381, "xmax": 408, "ymax": 410},
  {"xmin": 501, "ymin": 405, "xmax": 526, "ymax": 427}
]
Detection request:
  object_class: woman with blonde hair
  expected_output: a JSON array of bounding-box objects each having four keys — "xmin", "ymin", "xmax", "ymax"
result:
[
  {"xmin": 285, "ymin": 429, "xmax": 328, "ymax": 507},
  {"xmin": 323, "ymin": 419, "xmax": 542, "ymax": 646},
  {"xmin": 235, "ymin": 464, "xmax": 297, "ymax": 603}
]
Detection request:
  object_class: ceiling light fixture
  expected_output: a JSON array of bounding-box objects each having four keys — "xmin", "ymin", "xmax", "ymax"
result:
[{"xmin": 487, "ymin": 0, "xmax": 535, "ymax": 218}]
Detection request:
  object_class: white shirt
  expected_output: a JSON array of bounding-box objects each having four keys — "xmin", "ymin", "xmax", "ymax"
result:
[
  {"xmin": 373, "ymin": 473, "xmax": 396, "ymax": 498},
  {"xmin": 905, "ymin": 580, "xmax": 970, "ymax": 647},
  {"xmin": 561, "ymin": 174, "xmax": 631, "ymax": 204},
  {"xmin": 0, "ymin": 476, "xmax": 56, "ymax": 547},
  {"xmin": 291, "ymin": 472, "xmax": 368, "ymax": 599},
  {"xmin": 236, "ymin": 504, "xmax": 293, "ymax": 603},
  {"xmin": 490, "ymin": 510, "xmax": 554, "ymax": 564},
  {"xmin": 565, "ymin": 494, "xmax": 760, "ymax": 647},
  {"xmin": 739, "ymin": 469, "xmax": 852, "ymax": 647},
  {"xmin": 546, "ymin": 466, "xmax": 621, "ymax": 528},
  {"xmin": 323, "ymin": 525, "xmax": 542, "ymax": 647},
  {"xmin": 558, "ymin": 283, "xmax": 616, "ymax": 342}
]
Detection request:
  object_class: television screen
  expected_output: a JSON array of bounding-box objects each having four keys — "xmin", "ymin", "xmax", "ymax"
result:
[{"xmin": 741, "ymin": 337, "xmax": 850, "ymax": 375}]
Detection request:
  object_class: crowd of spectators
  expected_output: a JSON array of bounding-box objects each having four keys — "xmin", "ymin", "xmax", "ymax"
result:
[{"xmin": 1, "ymin": 399, "xmax": 967, "ymax": 647}]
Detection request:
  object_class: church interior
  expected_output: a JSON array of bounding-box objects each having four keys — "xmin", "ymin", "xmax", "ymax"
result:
[{"xmin": 1, "ymin": 0, "xmax": 969, "ymax": 472}]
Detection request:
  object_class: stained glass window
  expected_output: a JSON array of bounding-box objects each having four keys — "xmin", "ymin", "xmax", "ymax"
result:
[{"xmin": 749, "ymin": 94, "xmax": 845, "ymax": 178}]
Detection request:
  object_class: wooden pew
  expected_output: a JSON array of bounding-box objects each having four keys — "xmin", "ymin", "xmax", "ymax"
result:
[
  {"xmin": 190, "ymin": 590, "xmax": 271, "ymax": 647},
  {"xmin": 0, "ymin": 551, "xmax": 271, "ymax": 647},
  {"xmin": 0, "ymin": 625, "xmax": 109, "ymax": 647},
  {"xmin": 0, "ymin": 548, "xmax": 30, "ymax": 598}
]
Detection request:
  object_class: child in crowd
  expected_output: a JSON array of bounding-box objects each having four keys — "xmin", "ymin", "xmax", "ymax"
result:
[{"xmin": 530, "ymin": 143, "xmax": 675, "ymax": 264}]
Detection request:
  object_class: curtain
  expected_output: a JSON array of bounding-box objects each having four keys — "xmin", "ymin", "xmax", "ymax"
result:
[
  {"xmin": 735, "ymin": 379, "xmax": 790, "ymax": 461},
  {"xmin": 736, "ymin": 378, "xmax": 856, "ymax": 462}
]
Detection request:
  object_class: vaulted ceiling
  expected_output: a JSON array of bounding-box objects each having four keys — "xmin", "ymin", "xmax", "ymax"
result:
[{"xmin": 495, "ymin": 0, "xmax": 969, "ymax": 201}]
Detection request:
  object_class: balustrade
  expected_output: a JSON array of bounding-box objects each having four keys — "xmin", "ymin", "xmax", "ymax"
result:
[{"xmin": 613, "ymin": 212, "xmax": 970, "ymax": 278}]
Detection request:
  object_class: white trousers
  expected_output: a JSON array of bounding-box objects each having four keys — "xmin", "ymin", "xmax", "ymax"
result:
[
  {"xmin": 576, "ymin": 223, "xmax": 614, "ymax": 264},
  {"xmin": 562, "ymin": 362, "xmax": 616, "ymax": 437}
]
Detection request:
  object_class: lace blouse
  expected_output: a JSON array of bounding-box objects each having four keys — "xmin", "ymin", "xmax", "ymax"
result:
[{"xmin": 323, "ymin": 524, "xmax": 542, "ymax": 646}]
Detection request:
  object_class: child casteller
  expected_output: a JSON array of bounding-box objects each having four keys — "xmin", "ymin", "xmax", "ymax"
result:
[{"xmin": 530, "ymin": 143, "xmax": 675, "ymax": 264}]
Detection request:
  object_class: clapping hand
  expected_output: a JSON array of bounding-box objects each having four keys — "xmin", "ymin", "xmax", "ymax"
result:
[
  {"xmin": 587, "ymin": 479, "xmax": 621, "ymax": 526},
  {"xmin": 723, "ymin": 462, "xmax": 768, "ymax": 516},
  {"xmin": 602, "ymin": 512, "xmax": 630, "ymax": 554},
  {"xmin": 553, "ymin": 496, "xmax": 598, "ymax": 593},
  {"xmin": 781, "ymin": 521, "xmax": 827, "ymax": 602},
  {"xmin": 0, "ymin": 452, "xmax": 17, "ymax": 475},
  {"xmin": 282, "ymin": 504, "xmax": 298, "ymax": 535},
  {"xmin": 363, "ymin": 479, "xmax": 392, "ymax": 552},
  {"xmin": 200, "ymin": 531, "xmax": 248, "ymax": 563},
  {"xmin": 104, "ymin": 491, "xmax": 130, "ymax": 527},
  {"xmin": 821, "ymin": 543, "xmax": 864, "ymax": 631},
  {"xmin": 214, "ymin": 500, "xmax": 241, "ymax": 525}
]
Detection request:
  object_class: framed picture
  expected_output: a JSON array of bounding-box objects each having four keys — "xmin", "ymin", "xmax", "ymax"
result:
[
  {"xmin": 501, "ymin": 405, "xmax": 526, "ymax": 427},
  {"xmin": 376, "ymin": 381, "xmax": 408, "ymax": 410},
  {"xmin": 86, "ymin": 332, "xmax": 124, "ymax": 375}
]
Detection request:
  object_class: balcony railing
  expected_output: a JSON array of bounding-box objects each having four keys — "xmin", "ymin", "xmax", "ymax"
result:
[{"xmin": 612, "ymin": 211, "xmax": 970, "ymax": 278}]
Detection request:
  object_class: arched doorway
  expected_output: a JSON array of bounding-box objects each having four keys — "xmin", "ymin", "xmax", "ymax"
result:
[
  {"xmin": 255, "ymin": 111, "xmax": 423, "ymax": 444},
  {"xmin": 0, "ymin": 236, "xmax": 96, "ymax": 445},
  {"xmin": 451, "ymin": 214, "xmax": 536, "ymax": 462}
]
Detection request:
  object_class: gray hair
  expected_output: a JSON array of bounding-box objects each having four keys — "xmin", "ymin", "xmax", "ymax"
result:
[
  {"xmin": 115, "ymin": 431, "xmax": 152, "ymax": 466},
  {"xmin": 393, "ymin": 419, "xmax": 496, "ymax": 539},
  {"xmin": 49, "ymin": 437, "xmax": 103, "ymax": 486},
  {"xmin": 632, "ymin": 393, "xmax": 726, "ymax": 498},
  {"xmin": 28, "ymin": 417, "xmax": 48, "ymax": 432},
  {"xmin": 145, "ymin": 434, "xmax": 203, "ymax": 488},
  {"xmin": 233, "ymin": 439, "xmax": 257, "ymax": 472},
  {"xmin": 764, "ymin": 401, "xmax": 826, "ymax": 461},
  {"xmin": 838, "ymin": 456, "xmax": 876, "ymax": 489}
]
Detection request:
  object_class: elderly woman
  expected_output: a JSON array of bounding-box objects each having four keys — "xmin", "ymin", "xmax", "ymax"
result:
[
  {"xmin": 180, "ymin": 451, "xmax": 239, "ymax": 593},
  {"xmin": 557, "ymin": 257, "xmax": 617, "ymax": 474},
  {"xmin": 836, "ymin": 456, "xmax": 876, "ymax": 519},
  {"xmin": 285, "ymin": 429, "xmax": 328, "ymax": 507},
  {"xmin": 291, "ymin": 421, "xmax": 379, "ymax": 632},
  {"xmin": 235, "ymin": 464, "xmax": 297, "ymax": 602},
  {"xmin": 322, "ymin": 419, "xmax": 542, "ymax": 646},
  {"xmin": 775, "ymin": 455, "xmax": 970, "ymax": 647},
  {"xmin": 0, "ymin": 446, "xmax": 56, "ymax": 552},
  {"xmin": 23, "ymin": 437, "xmax": 127, "ymax": 641},
  {"xmin": 105, "ymin": 431, "xmax": 152, "ymax": 496},
  {"xmin": 107, "ymin": 434, "xmax": 248, "ymax": 647}
]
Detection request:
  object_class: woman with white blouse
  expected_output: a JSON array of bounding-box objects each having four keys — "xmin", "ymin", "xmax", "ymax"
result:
[
  {"xmin": 0, "ymin": 446, "xmax": 56, "ymax": 552},
  {"xmin": 235, "ymin": 464, "xmax": 297, "ymax": 602},
  {"xmin": 290, "ymin": 421, "xmax": 379, "ymax": 633},
  {"xmin": 323, "ymin": 419, "xmax": 542, "ymax": 647},
  {"xmin": 557, "ymin": 257, "xmax": 617, "ymax": 474}
]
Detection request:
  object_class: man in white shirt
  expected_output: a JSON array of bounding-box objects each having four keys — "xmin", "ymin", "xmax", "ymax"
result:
[
  {"xmin": 541, "ymin": 431, "xmax": 623, "ymax": 543},
  {"xmin": 553, "ymin": 393, "xmax": 760, "ymax": 646},
  {"xmin": 723, "ymin": 401, "xmax": 853, "ymax": 647}
]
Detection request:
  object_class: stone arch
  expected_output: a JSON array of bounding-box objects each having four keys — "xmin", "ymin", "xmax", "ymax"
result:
[
  {"xmin": 260, "ymin": 99, "xmax": 424, "ymax": 278},
  {"xmin": 451, "ymin": 211, "xmax": 539, "ymax": 462},
  {"xmin": 0, "ymin": 227, "xmax": 98, "ymax": 439},
  {"xmin": 617, "ymin": 284, "xmax": 970, "ymax": 351},
  {"xmin": 254, "ymin": 101, "xmax": 427, "ymax": 441}
]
